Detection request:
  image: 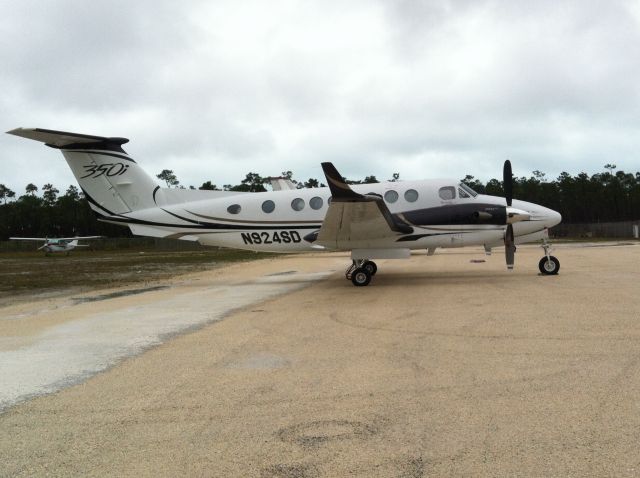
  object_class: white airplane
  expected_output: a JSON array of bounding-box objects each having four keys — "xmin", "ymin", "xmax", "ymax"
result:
[
  {"xmin": 9, "ymin": 236, "xmax": 102, "ymax": 254},
  {"xmin": 7, "ymin": 128, "xmax": 562, "ymax": 286}
]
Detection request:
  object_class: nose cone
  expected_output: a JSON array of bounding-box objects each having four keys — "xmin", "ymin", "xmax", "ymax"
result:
[
  {"xmin": 543, "ymin": 208, "xmax": 562, "ymax": 228},
  {"xmin": 511, "ymin": 199, "xmax": 562, "ymax": 229}
]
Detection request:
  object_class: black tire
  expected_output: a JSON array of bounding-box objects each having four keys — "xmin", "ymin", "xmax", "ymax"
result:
[
  {"xmin": 351, "ymin": 268, "xmax": 372, "ymax": 286},
  {"xmin": 362, "ymin": 260, "xmax": 377, "ymax": 276},
  {"xmin": 539, "ymin": 256, "xmax": 560, "ymax": 275}
]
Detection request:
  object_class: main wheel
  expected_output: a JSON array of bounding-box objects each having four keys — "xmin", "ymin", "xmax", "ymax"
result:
[
  {"xmin": 539, "ymin": 256, "xmax": 560, "ymax": 275},
  {"xmin": 362, "ymin": 260, "xmax": 377, "ymax": 276},
  {"xmin": 351, "ymin": 268, "xmax": 372, "ymax": 286}
]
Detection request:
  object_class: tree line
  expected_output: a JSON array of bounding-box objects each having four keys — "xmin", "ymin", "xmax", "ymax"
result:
[{"xmin": 1, "ymin": 165, "xmax": 639, "ymax": 239}]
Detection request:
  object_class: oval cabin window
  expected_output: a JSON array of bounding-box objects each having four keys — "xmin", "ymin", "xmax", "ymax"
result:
[
  {"xmin": 310, "ymin": 196, "xmax": 323, "ymax": 210},
  {"xmin": 291, "ymin": 198, "xmax": 305, "ymax": 211},
  {"xmin": 262, "ymin": 200, "xmax": 275, "ymax": 213},
  {"xmin": 227, "ymin": 204, "xmax": 241, "ymax": 214},
  {"xmin": 404, "ymin": 189, "xmax": 419, "ymax": 202},
  {"xmin": 384, "ymin": 190, "xmax": 399, "ymax": 203}
]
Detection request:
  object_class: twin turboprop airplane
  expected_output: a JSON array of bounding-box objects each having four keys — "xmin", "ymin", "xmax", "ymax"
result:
[
  {"xmin": 9, "ymin": 236, "xmax": 102, "ymax": 254},
  {"xmin": 8, "ymin": 128, "xmax": 562, "ymax": 286}
]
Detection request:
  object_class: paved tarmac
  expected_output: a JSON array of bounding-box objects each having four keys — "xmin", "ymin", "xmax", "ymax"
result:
[{"xmin": 1, "ymin": 243, "xmax": 639, "ymax": 477}]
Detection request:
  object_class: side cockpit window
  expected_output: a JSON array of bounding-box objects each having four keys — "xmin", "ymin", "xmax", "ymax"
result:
[
  {"xmin": 459, "ymin": 183, "xmax": 478, "ymax": 198},
  {"xmin": 438, "ymin": 186, "xmax": 456, "ymax": 200}
]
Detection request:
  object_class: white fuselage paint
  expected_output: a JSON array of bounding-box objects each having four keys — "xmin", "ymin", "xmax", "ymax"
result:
[
  {"xmin": 6, "ymin": 129, "xmax": 562, "ymax": 260},
  {"xmin": 121, "ymin": 180, "xmax": 561, "ymax": 253},
  {"xmin": 40, "ymin": 240, "xmax": 80, "ymax": 253},
  {"xmin": 43, "ymin": 244, "xmax": 76, "ymax": 253}
]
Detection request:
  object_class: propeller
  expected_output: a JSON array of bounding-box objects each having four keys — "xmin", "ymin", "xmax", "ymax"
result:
[
  {"xmin": 503, "ymin": 160, "xmax": 516, "ymax": 270},
  {"xmin": 503, "ymin": 159, "xmax": 513, "ymax": 207},
  {"xmin": 505, "ymin": 222, "xmax": 515, "ymax": 270}
]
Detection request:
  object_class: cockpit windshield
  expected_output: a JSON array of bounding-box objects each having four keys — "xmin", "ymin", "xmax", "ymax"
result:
[{"xmin": 458, "ymin": 183, "xmax": 478, "ymax": 198}]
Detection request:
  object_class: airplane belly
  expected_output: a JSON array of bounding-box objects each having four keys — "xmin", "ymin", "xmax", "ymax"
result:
[{"xmin": 512, "ymin": 221, "xmax": 544, "ymax": 236}]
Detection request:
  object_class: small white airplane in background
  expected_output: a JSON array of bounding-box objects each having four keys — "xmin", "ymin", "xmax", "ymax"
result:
[
  {"xmin": 10, "ymin": 236, "xmax": 102, "ymax": 254},
  {"xmin": 8, "ymin": 128, "xmax": 562, "ymax": 286}
]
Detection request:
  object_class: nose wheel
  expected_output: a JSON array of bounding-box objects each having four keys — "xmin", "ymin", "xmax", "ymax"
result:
[
  {"xmin": 539, "ymin": 256, "xmax": 560, "ymax": 274},
  {"xmin": 345, "ymin": 260, "xmax": 377, "ymax": 286}
]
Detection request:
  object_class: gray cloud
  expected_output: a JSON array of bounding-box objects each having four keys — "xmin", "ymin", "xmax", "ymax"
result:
[{"xmin": 2, "ymin": 0, "xmax": 640, "ymax": 195}]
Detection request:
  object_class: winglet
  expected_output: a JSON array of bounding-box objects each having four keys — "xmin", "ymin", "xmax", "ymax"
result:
[
  {"xmin": 321, "ymin": 162, "xmax": 364, "ymax": 201},
  {"xmin": 320, "ymin": 162, "xmax": 413, "ymax": 235}
]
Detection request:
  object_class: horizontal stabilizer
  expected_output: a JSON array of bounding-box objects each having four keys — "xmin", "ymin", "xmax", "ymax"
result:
[{"xmin": 7, "ymin": 127, "xmax": 128, "ymax": 149}]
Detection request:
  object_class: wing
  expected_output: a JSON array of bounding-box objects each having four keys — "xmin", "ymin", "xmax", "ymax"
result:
[
  {"xmin": 9, "ymin": 237, "xmax": 47, "ymax": 241},
  {"xmin": 314, "ymin": 163, "xmax": 413, "ymax": 250},
  {"xmin": 59, "ymin": 236, "xmax": 103, "ymax": 240}
]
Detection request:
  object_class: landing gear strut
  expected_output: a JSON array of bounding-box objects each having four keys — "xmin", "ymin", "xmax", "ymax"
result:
[
  {"xmin": 539, "ymin": 235, "xmax": 560, "ymax": 275},
  {"xmin": 345, "ymin": 259, "xmax": 377, "ymax": 286}
]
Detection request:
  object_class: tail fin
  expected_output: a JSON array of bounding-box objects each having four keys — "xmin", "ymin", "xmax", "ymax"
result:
[{"xmin": 7, "ymin": 128, "xmax": 159, "ymax": 215}]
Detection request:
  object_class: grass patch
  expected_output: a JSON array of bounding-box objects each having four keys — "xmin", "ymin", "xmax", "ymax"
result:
[{"xmin": 0, "ymin": 248, "xmax": 274, "ymax": 300}]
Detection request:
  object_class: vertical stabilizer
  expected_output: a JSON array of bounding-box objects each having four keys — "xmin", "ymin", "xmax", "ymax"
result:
[{"xmin": 7, "ymin": 128, "xmax": 159, "ymax": 215}]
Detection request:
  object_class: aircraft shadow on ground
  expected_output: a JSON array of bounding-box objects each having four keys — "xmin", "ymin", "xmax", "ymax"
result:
[{"xmin": 324, "ymin": 268, "xmax": 539, "ymax": 288}]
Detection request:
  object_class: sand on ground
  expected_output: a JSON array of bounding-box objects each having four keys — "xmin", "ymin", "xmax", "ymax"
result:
[{"xmin": 1, "ymin": 243, "xmax": 639, "ymax": 477}]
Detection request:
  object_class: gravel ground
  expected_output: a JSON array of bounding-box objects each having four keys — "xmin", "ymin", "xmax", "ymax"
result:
[{"xmin": 0, "ymin": 243, "xmax": 639, "ymax": 477}]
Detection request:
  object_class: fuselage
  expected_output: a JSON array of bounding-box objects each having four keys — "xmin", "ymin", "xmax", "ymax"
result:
[
  {"xmin": 43, "ymin": 240, "xmax": 78, "ymax": 253},
  {"xmin": 7, "ymin": 128, "xmax": 562, "ymax": 262},
  {"xmin": 119, "ymin": 179, "xmax": 561, "ymax": 253}
]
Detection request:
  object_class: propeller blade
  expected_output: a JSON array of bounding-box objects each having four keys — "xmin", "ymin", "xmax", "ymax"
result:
[
  {"xmin": 505, "ymin": 224, "xmax": 515, "ymax": 270},
  {"xmin": 37, "ymin": 244, "xmax": 47, "ymax": 250},
  {"xmin": 503, "ymin": 160, "xmax": 513, "ymax": 207}
]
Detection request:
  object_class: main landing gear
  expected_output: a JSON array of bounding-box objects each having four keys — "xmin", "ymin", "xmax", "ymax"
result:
[
  {"xmin": 345, "ymin": 259, "xmax": 378, "ymax": 286},
  {"xmin": 539, "ymin": 237, "xmax": 560, "ymax": 275}
]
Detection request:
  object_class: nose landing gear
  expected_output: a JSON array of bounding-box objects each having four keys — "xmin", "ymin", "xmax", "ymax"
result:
[
  {"xmin": 346, "ymin": 259, "xmax": 378, "ymax": 286},
  {"xmin": 539, "ymin": 236, "xmax": 560, "ymax": 275}
]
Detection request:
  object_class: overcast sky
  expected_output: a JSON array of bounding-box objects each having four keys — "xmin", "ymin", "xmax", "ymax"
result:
[{"xmin": 2, "ymin": 0, "xmax": 640, "ymax": 194}]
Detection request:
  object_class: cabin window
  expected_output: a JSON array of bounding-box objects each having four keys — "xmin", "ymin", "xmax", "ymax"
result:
[
  {"xmin": 384, "ymin": 190, "xmax": 399, "ymax": 203},
  {"xmin": 227, "ymin": 204, "xmax": 241, "ymax": 214},
  {"xmin": 262, "ymin": 200, "xmax": 275, "ymax": 213},
  {"xmin": 458, "ymin": 188, "xmax": 470, "ymax": 198},
  {"xmin": 291, "ymin": 198, "xmax": 305, "ymax": 211},
  {"xmin": 438, "ymin": 186, "xmax": 456, "ymax": 200},
  {"xmin": 310, "ymin": 196, "xmax": 323, "ymax": 210},
  {"xmin": 404, "ymin": 189, "xmax": 419, "ymax": 202}
]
